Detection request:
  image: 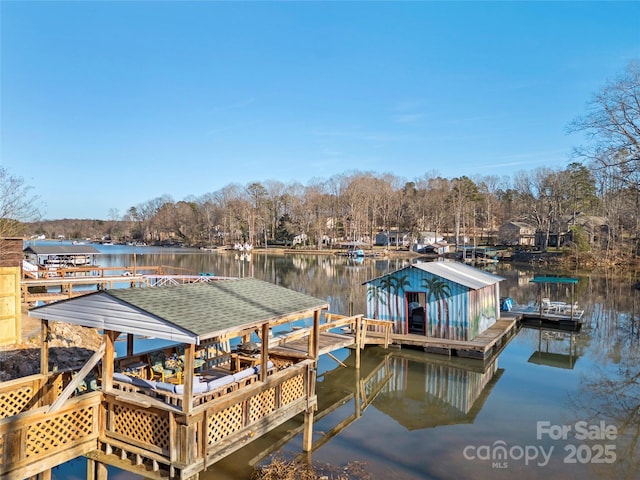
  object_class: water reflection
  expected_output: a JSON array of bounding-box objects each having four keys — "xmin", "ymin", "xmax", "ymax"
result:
[
  {"xmin": 205, "ymin": 347, "xmax": 504, "ymax": 480},
  {"xmin": 527, "ymin": 329, "xmax": 580, "ymax": 369},
  {"xmin": 363, "ymin": 350, "xmax": 503, "ymax": 430}
]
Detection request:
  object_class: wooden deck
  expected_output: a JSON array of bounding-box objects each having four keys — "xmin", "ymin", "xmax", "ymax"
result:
[
  {"xmin": 1, "ymin": 300, "xmax": 517, "ymax": 479},
  {"xmin": 366, "ymin": 318, "xmax": 518, "ymax": 360},
  {"xmin": 517, "ymin": 312, "xmax": 583, "ymax": 332},
  {"xmin": 271, "ymin": 331, "xmax": 358, "ymax": 359}
]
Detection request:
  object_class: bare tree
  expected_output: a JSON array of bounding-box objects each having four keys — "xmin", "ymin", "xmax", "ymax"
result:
[
  {"xmin": 0, "ymin": 167, "xmax": 42, "ymax": 242},
  {"xmin": 569, "ymin": 60, "xmax": 640, "ymax": 191},
  {"xmin": 450, "ymin": 176, "xmax": 480, "ymax": 248},
  {"xmin": 474, "ymin": 175, "xmax": 506, "ymax": 242},
  {"xmin": 263, "ymin": 180, "xmax": 286, "ymax": 244}
]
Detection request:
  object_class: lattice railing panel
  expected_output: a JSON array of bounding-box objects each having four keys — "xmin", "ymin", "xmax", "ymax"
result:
[
  {"xmin": 0, "ymin": 385, "xmax": 35, "ymax": 419},
  {"xmin": 112, "ymin": 405, "xmax": 170, "ymax": 450},
  {"xmin": 249, "ymin": 388, "xmax": 275, "ymax": 423},
  {"xmin": 25, "ymin": 405, "xmax": 94, "ymax": 457},
  {"xmin": 52, "ymin": 375, "xmax": 67, "ymax": 397},
  {"xmin": 207, "ymin": 402, "xmax": 243, "ymax": 444},
  {"xmin": 281, "ymin": 374, "xmax": 304, "ymax": 406}
]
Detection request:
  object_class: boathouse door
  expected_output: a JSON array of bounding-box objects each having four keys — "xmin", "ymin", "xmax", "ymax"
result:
[{"xmin": 406, "ymin": 292, "xmax": 426, "ymax": 335}]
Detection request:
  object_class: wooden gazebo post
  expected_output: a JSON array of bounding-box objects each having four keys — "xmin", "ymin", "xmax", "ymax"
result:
[
  {"xmin": 260, "ymin": 323, "xmax": 269, "ymax": 381},
  {"xmin": 302, "ymin": 309, "xmax": 321, "ymax": 452},
  {"xmin": 40, "ymin": 319, "xmax": 50, "ymax": 375},
  {"xmin": 102, "ymin": 330, "xmax": 119, "ymax": 392},
  {"xmin": 182, "ymin": 344, "xmax": 194, "ymax": 414}
]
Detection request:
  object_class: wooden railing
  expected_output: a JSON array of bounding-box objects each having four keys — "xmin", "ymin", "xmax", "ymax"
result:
[
  {"xmin": 97, "ymin": 360, "xmax": 316, "ymax": 479},
  {"xmin": 0, "ymin": 391, "xmax": 101, "ymax": 480},
  {"xmin": 321, "ymin": 313, "xmax": 361, "ymax": 333},
  {"xmin": 323, "ymin": 313, "xmax": 393, "ymax": 348},
  {"xmin": 0, "ymin": 374, "xmax": 48, "ymax": 419},
  {"xmin": 362, "ymin": 318, "xmax": 394, "ymax": 348},
  {"xmin": 0, "ymin": 372, "xmax": 82, "ymax": 420}
]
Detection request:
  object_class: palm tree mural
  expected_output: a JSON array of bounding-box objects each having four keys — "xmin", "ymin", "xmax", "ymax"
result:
[
  {"xmin": 367, "ymin": 284, "xmax": 385, "ymax": 319},
  {"xmin": 421, "ymin": 277, "xmax": 451, "ymax": 338},
  {"xmin": 378, "ymin": 276, "xmax": 394, "ymax": 322},
  {"xmin": 389, "ymin": 273, "xmax": 411, "ymax": 331}
]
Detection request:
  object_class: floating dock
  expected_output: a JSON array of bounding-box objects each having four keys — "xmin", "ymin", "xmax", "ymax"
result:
[
  {"xmin": 387, "ymin": 318, "xmax": 517, "ymax": 360},
  {"xmin": 329, "ymin": 313, "xmax": 518, "ymax": 361},
  {"xmin": 515, "ymin": 310, "xmax": 583, "ymax": 332}
]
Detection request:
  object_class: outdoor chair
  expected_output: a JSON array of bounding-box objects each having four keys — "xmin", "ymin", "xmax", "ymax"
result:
[{"xmin": 149, "ymin": 350, "xmax": 181, "ymax": 382}]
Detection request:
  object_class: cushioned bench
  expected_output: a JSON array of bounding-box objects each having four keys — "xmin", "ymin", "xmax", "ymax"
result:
[{"xmin": 111, "ymin": 362, "xmax": 277, "ymax": 408}]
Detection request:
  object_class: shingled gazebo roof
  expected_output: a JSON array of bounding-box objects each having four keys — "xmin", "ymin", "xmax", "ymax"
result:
[{"xmin": 29, "ymin": 278, "xmax": 330, "ymax": 344}]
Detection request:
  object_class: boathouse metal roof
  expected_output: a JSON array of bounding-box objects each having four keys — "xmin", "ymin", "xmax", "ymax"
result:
[
  {"xmin": 364, "ymin": 261, "xmax": 504, "ymax": 290},
  {"xmin": 412, "ymin": 262, "xmax": 504, "ymax": 289},
  {"xmin": 28, "ymin": 278, "xmax": 329, "ymax": 345},
  {"xmin": 23, "ymin": 245, "xmax": 101, "ymax": 256}
]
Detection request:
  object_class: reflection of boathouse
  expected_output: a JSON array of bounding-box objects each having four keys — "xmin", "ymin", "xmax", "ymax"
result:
[
  {"xmin": 309, "ymin": 348, "xmax": 503, "ymax": 442},
  {"xmin": 375, "ymin": 352, "xmax": 503, "ymax": 429}
]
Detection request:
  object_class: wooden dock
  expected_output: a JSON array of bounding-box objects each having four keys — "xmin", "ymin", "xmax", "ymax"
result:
[
  {"xmin": 517, "ymin": 312, "xmax": 583, "ymax": 332},
  {"xmin": 21, "ymin": 275, "xmax": 149, "ymax": 304},
  {"xmin": 363, "ymin": 318, "xmax": 517, "ymax": 360},
  {"xmin": 505, "ymin": 304, "xmax": 584, "ymax": 332},
  {"xmin": 271, "ymin": 331, "xmax": 357, "ymax": 359}
]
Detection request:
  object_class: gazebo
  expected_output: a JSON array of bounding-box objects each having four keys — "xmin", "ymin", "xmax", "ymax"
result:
[{"xmin": 15, "ymin": 277, "xmax": 332, "ymax": 480}]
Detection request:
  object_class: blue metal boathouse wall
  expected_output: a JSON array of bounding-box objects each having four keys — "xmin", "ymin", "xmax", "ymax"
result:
[{"xmin": 363, "ymin": 262, "xmax": 505, "ymax": 341}]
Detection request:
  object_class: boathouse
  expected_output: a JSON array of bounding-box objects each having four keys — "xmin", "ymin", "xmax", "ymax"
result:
[
  {"xmin": 2, "ymin": 278, "xmax": 362, "ymax": 480},
  {"xmin": 364, "ymin": 261, "xmax": 505, "ymax": 341},
  {"xmin": 23, "ymin": 244, "xmax": 101, "ymax": 276}
]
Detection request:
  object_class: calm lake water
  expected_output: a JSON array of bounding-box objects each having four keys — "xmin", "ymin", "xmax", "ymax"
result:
[{"xmin": 43, "ymin": 243, "xmax": 640, "ymax": 480}]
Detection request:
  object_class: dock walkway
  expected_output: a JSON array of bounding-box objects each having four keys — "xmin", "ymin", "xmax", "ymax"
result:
[{"xmin": 365, "ymin": 318, "xmax": 517, "ymax": 360}]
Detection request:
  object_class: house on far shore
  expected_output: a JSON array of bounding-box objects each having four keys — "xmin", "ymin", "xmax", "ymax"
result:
[
  {"xmin": 375, "ymin": 231, "xmax": 411, "ymax": 248},
  {"xmin": 564, "ymin": 213, "xmax": 610, "ymax": 247},
  {"xmin": 498, "ymin": 221, "xmax": 536, "ymax": 246},
  {"xmin": 412, "ymin": 232, "xmax": 449, "ymax": 255},
  {"xmin": 363, "ymin": 261, "xmax": 505, "ymax": 341}
]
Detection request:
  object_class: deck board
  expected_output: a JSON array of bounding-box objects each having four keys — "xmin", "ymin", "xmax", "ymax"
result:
[
  {"xmin": 269, "ymin": 318, "xmax": 517, "ymax": 361},
  {"xmin": 366, "ymin": 319, "xmax": 517, "ymax": 359},
  {"xmin": 270, "ymin": 331, "xmax": 357, "ymax": 359}
]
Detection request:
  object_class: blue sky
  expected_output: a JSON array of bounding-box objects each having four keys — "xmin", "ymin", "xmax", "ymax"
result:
[{"xmin": 1, "ymin": 1, "xmax": 639, "ymax": 220}]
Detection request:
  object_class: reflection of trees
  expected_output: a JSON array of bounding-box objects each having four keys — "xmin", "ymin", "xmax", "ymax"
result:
[
  {"xmin": 581, "ymin": 272, "xmax": 640, "ymax": 364},
  {"xmin": 568, "ymin": 282, "xmax": 640, "ymax": 479},
  {"xmin": 570, "ymin": 346, "xmax": 640, "ymax": 479}
]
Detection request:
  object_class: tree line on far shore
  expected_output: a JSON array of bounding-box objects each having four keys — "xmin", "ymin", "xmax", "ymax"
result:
[{"xmin": 4, "ymin": 62, "xmax": 639, "ymax": 266}]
